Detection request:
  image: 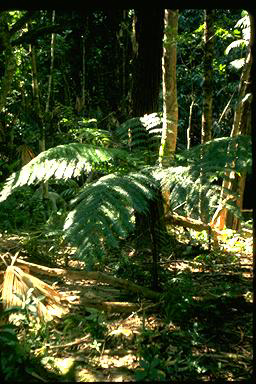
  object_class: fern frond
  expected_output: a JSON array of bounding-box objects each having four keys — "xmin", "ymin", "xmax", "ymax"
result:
[
  {"xmin": 161, "ymin": 136, "xmax": 252, "ymax": 220},
  {"xmin": 63, "ymin": 171, "xmax": 157, "ymax": 268},
  {"xmin": 117, "ymin": 113, "xmax": 162, "ymax": 152},
  {"xmin": 175, "ymin": 136, "xmax": 252, "ymax": 174},
  {"xmin": 0, "ymin": 143, "xmax": 131, "ymax": 202}
]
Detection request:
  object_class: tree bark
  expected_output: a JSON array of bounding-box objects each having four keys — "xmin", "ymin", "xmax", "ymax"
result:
[
  {"xmin": 159, "ymin": 9, "xmax": 179, "ymax": 166},
  {"xmin": 131, "ymin": 9, "xmax": 165, "ymax": 290},
  {"xmin": 216, "ymin": 14, "xmax": 253, "ymax": 230},
  {"xmin": 201, "ymin": 9, "xmax": 214, "ymax": 144},
  {"xmin": 200, "ymin": 10, "xmax": 215, "ymax": 223},
  {"xmin": 131, "ymin": 8, "xmax": 164, "ymax": 116},
  {"xmin": 0, "ymin": 13, "xmax": 16, "ymax": 114},
  {"xmin": 158, "ymin": 9, "xmax": 178, "ymax": 218},
  {"xmin": 187, "ymin": 98, "xmax": 195, "ymax": 150},
  {"xmin": 29, "ymin": 29, "xmax": 48, "ymax": 200},
  {"xmin": 45, "ymin": 10, "xmax": 56, "ymax": 115}
]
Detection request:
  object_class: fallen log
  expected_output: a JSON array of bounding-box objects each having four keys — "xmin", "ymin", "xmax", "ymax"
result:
[
  {"xmin": 164, "ymin": 212, "xmax": 220, "ymax": 246},
  {"xmin": 1, "ymin": 257, "xmax": 161, "ymax": 301},
  {"xmin": 164, "ymin": 212, "xmax": 211, "ymax": 232},
  {"xmin": 80, "ymin": 299, "xmax": 140, "ymax": 313}
]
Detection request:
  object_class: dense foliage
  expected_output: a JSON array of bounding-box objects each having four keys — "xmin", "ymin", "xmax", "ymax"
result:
[{"xmin": 0, "ymin": 8, "xmax": 252, "ymax": 382}]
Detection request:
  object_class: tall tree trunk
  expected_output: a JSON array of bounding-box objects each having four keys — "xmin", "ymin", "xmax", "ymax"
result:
[
  {"xmin": 159, "ymin": 9, "xmax": 179, "ymax": 217},
  {"xmin": 131, "ymin": 8, "xmax": 164, "ymax": 290},
  {"xmin": 214, "ymin": 14, "xmax": 253, "ymax": 231},
  {"xmin": 30, "ymin": 43, "xmax": 44, "ymax": 152},
  {"xmin": 200, "ymin": 10, "xmax": 215, "ymax": 223},
  {"xmin": 0, "ymin": 13, "xmax": 15, "ymax": 107},
  {"xmin": 187, "ymin": 98, "xmax": 195, "ymax": 150},
  {"xmin": 131, "ymin": 8, "xmax": 164, "ymax": 116},
  {"xmin": 81, "ymin": 17, "xmax": 88, "ymax": 113},
  {"xmin": 201, "ymin": 9, "xmax": 214, "ymax": 144},
  {"xmin": 0, "ymin": 12, "xmax": 16, "ymax": 152},
  {"xmin": 44, "ymin": 10, "xmax": 56, "ymax": 201},
  {"xmin": 45, "ymin": 10, "xmax": 56, "ymax": 115},
  {"xmin": 159, "ymin": 9, "xmax": 179, "ymax": 167},
  {"xmin": 118, "ymin": 10, "xmax": 132, "ymax": 116},
  {"xmin": 29, "ymin": 23, "xmax": 47, "ymax": 200}
]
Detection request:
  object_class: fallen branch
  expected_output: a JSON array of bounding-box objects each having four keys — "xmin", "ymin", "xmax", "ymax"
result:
[
  {"xmin": 164, "ymin": 212, "xmax": 211, "ymax": 232},
  {"xmin": 1, "ymin": 257, "xmax": 161, "ymax": 301},
  {"xmin": 44, "ymin": 334, "xmax": 91, "ymax": 350},
  {"xmin": 164, "ymin": 212, "xmax": 220, "ymax": 246},
  {"xmin": 80, "ymin": 299, "xmax": 140, "ymax": 313}
]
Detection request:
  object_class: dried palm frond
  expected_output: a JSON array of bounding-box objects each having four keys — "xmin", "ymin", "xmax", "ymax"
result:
[{"xmin": 1, "ymin": 266, "xmax": 68, "ymax": 322}]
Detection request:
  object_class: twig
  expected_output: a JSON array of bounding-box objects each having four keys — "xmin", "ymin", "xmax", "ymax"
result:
[
  {"xmin": 126, "ymin": 302, "xmax": 161, "ymax": 320},
  {"xmin": 10, "ymin": 250, "xmax": 20, "ymax": 266},
  {"xmin": 25, "ymin": 369, "xmax": 47, "ymax": 382},
  {"xmin": 196, "ymin": 352, "xmax": 251, "ymax": 361},
  {"xmin": 45, "ymin": 334, "xmax": 91, "ymax": 350},
  {"xmin": 0, "ymin": 255, "xmax": 8, "ymax": 267}
]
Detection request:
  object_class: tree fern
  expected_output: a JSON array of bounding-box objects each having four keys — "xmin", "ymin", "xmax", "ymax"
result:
[
  {"xmin": 63, "ymin": 171, "xmax": 158, "ymax": 269},
  {"xmin": 161, "ymin": 135, "xmax": 252, "ymax": 221},
  {"xmin": 0, "ymin": 143, "xmax": 134, "ymax": 202}
]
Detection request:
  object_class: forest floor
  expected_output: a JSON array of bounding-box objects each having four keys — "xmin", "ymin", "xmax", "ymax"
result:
[{"xmin": 0, "ymin": 223, "xmax": 253, "ymax": 382}]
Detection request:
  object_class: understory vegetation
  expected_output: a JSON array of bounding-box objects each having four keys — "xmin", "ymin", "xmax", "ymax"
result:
[{"xmin": 0, "ymin": 8, "xmax": 253, "ymax": 382}]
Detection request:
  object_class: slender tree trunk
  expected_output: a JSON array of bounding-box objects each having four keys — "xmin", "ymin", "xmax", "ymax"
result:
[
  {"xmin": 200, "ymin": 10, "xmax": 214, "ymax": 223},
  {"xmin": 44, "ymin": 10, "xmax": 56, "ymax": 201},
  {"xmin": 159, "ymin": 9, "xmax": 179, "ymax": 167},
  {"xmin": 81, "ymin": 32, "xmax": 86, "ymax": 111},
  {"xmin": 187, "ymin": 98, "xmax": 195, "ymax": 150},
  {"xmin": 45, "ymin": 10, "xmax": 56, "ymax": 115},
  {"xmin": 216, "ymin": 15, "xmax": 253, "ymax": 230},
  {"xmin": 30, "ymin": 43, "xmax": 44, "ymax": 152},
  {"xmin": 29, "ymin": 20, "xmax": 47, "ymax": 201},
  {"xmin": 159, "ymin": 9, "xmax": 178, "ymax": 217},
  {"xmin": 201, "ymin": 10, "xmax": 214, "ymax": 144}
]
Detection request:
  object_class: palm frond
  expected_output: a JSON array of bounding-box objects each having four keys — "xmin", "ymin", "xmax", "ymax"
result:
[
  {"xmin": 2, "ymin": 266, "xmax": 67, "ymax": 322},
  {"xmin": 64, "ymin": 171, "xmax": 157, "ymax": 269},
  {"xmin": 0, "ymin": 143, "xmax": 131, "ymax": 202}
]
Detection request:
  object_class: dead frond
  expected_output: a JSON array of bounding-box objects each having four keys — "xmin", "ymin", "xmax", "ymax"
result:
[{"xmin": 2, "ymin": 266, "xmax": 68, "ymax": 322}]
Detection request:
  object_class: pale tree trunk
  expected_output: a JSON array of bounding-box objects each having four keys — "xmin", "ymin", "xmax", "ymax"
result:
[
  {"xmin": 159, "ymin": 9, "xmax": 178, "ymax": 216},
  {"xmin": 201, "ymin": 9, "xmax": 214, "ymax": 144},
  {"xmin": 187, "ymin": 97, "xmax": 195, "ymax": 150},
  {"xmin": 159, "ymin": 9, "xmax": 178, "ymax": 167},
  {"xmin": 44, "ymin": 10, "xmax": 56, "ymax": 200},
  {"xmin": 215, "ymin": 14, "xmax": 253, "ymax": 231},
  {"xmin": 200, "ymin": 9, "xmax": 214, "ymax": 223}
]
